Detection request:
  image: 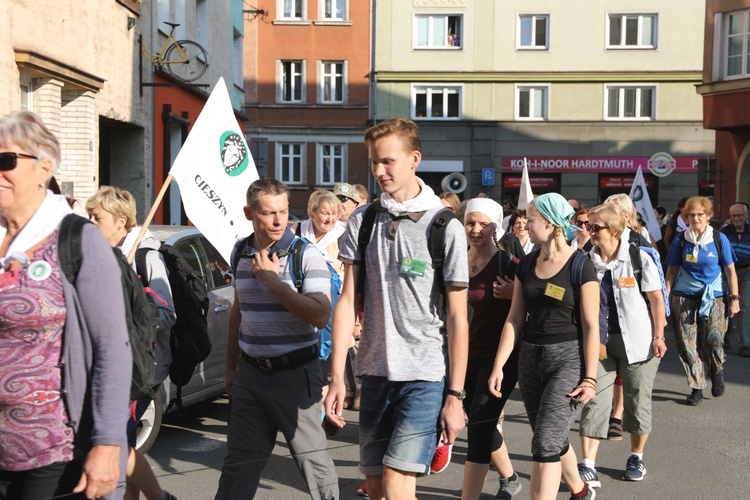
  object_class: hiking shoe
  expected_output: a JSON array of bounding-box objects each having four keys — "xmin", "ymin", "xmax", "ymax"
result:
[
  {"xmin": 356, "ymin": 483, "xmax": 368, "ymax": 497},
  {"xmin": 607, "ymin": 417, "xmax": 623, "ymax": 441},
  {"xmin": 429, "ymin": 443, "xmax": 453, "ymax": 474},
  {"xmin": 623, "ymin": 454, "xmax": 646, "ymax": 481},
  {"xmin": 711, "ymin": 371, "xmax": 725, "ymax": 397},
  {"xmin": 569, "ymin": 484, "xmax": 596, "ymax": 500},
  {"xmin": 685, "ymin": 388, "xmax": 703, "ymax": 406},
  {"xmin": 739, "ymin": 346, "xmax": 750, "ymax": 358},
  {"xmin": 577, "ymin": 463, "xmax": 601, "ymax": 488},
  {"xmin": 495, "ymin": 472, "xmax": 522, "ymax": 499}
]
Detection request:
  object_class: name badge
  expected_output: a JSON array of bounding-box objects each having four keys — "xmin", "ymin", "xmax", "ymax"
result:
[
  {"xmin": 685, "ymin": 253, "xmax": 698, "ymax": 263},
  {"xmin": 400, "ymin": 257, "xmax": 426, "ymax": 277},
  {"xmin": 0, "ymin": 271, "xmax": 18, "ymax": 292},
  {"xmin": 544, "ymin": 283, "xmax": 566, "ymax": 301},
  {"xmin": 618, "ymin": 276, "xmax": 637, "ymax": 288}
]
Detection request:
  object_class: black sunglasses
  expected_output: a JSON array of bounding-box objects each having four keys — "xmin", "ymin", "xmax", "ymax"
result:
[
  {"xmin": 585, "ymin": 223, "xmax": 610, "ymax": 233},
  {"xmin": 575, "ymin": 219, "xmax": 589, "ymax": 228},
  {"xmin": 0, "ymin": 152, "xmax": 38, "ymax": 171},
  {"xmin": 338, "ymin": 195, "xmax": 358, "ymax": 207}
]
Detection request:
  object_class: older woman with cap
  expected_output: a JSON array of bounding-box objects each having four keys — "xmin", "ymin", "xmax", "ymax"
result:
[
  {"xmin": 332, "ymin": 183, "xmax": 359, "ymax": 224},
  {"xmin": 461, "ymin": 198, "xmax": 522, "ymax": 500},
  {"xmin": 489, "ymin": 193, "xmax": 600, "ymax": 500},
  {"xmin": 0, "ymin": 111, "xmax": 131, "ymax": 499}
]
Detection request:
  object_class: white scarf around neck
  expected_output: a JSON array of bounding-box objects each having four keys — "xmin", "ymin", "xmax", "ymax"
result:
[
  {"xmin": 0, "ymin": 191, "xmax": 74, "ymax": 271},
  {"xmin": 119, "ymin": 226, "xmax": 157, "ymax": 259},
  {"xmin": 379, "ymin": 177, "xmax": 444, "ymax": 216},
  {"xmin": 684, "ymin": 225, "xmax": 714, "ymax": 259},
  {"xmin": 300, "ymin": 218, "xmax": 345, "ymax": 257}
]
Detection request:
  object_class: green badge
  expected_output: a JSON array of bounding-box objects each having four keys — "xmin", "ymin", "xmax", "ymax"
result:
[{"xmin": 400, "ymin": 257, "xmax": 427, "ymax": 277}]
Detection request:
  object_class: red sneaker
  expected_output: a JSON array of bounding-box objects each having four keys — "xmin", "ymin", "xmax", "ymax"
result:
[
  {"xmin": 430, "ymin": 443, "xmax": 453, "ymax": 474},
  {"xmin": 356, "ymin": 483, "xmax": 368, "ymax": 497}
]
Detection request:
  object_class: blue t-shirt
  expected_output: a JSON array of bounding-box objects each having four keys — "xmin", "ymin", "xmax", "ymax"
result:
[{"xmin": 665, "ymin": 231, "xmax": 736, "ymax": 297}]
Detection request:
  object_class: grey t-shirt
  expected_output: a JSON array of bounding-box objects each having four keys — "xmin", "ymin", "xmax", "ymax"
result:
[{"xmin": 339, "ymin": 204, "xmax": 469, "ymax": 382}]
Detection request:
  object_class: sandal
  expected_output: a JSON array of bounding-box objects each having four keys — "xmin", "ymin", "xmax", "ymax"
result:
[{"xmin": 608, "ymin": 417, "xmax": 623, "ymax": 441}]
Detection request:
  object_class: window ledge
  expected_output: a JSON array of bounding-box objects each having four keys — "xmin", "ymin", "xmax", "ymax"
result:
[
  {"xmin": 605, "ymin": 46, "xmax": 657, "ymax": 51},
  {"xmin": 414, "ymin": 47, "xmax": 463, "ymax": 51},
  {"xmin": 313, "ymin": 20, "xmax": 352, "ymax": 26},
  {"xmin": 272, "ymin": 20, "xmax": 312, "ymax": 26}
]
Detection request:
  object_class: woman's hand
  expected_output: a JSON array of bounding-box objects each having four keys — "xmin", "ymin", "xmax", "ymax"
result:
[
  {"xmin": 493, "ymin": 276, "xmax": 514, "ymax": 300},
  {"xmin": 729, "ymin": 299, "xmax": 741, "ymax": 318},
  {"xmin": 488, "ymin": 369, "xmax": 505, "ymax": 398},
  {"xmin": 567, "ymin": 383, "xmax": 596, "ymax": 405}
]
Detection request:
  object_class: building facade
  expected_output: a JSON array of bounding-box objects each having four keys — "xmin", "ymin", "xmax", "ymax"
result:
[
  {"xmin": 243, "ymin": 0, "xmax": 371, "ymax": 216},
  {"xmin": 373, "ymin": 0, "xmax": 714, "ymax": 212},
  {"xmin": 698, "ymin": 0, "xmax": 750, "ymax": 216}
]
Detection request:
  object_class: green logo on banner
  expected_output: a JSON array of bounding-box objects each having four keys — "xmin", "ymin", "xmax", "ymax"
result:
[
  {"xmin": 632, "ymin": 186, "xmax": 643, "ymax": 202},
  {"xmin": 220, "ymin": 131, "xmax": 249, "ymax": 177}
]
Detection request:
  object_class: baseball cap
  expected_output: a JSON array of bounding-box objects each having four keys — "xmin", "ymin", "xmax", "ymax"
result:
[{"xmin": 333, "ymin": 183, "xmax": 359, "ymax": 203}]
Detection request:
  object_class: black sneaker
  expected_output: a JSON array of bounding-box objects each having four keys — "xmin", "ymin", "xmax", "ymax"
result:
[
  {"xmin": 739, "ymin": 346, "xmax": 750, "ymax": 358},
  {"xmin": 711, "ymin": 372, "xmax": 725, "ymax": 397},
  {"xmin": 495, "ymin": 472, "xmax": 522, "ymax": 499},
  {"xmin": 685, "ymin": 389, "xmax": 703, "ymax": 406}
]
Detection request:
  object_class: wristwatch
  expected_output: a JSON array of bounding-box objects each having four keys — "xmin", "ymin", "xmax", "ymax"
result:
[{"xmin": 446, "ymin": 389, "xmax": 466, "ymax": 400}]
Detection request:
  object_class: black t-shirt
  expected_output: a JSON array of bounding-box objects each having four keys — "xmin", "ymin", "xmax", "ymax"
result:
[{"xmin": 518, "ymin": 252, "xmax": 597, "ymax": 344}]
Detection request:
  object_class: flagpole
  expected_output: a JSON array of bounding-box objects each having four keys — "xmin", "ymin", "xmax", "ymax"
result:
[{"xmin": 126, "ymin": 175, "xmax": 174, "ymax": 263}]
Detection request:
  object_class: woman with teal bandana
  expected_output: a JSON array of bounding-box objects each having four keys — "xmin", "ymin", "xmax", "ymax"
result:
[{"xmin": 489, "ymin": 193, "xmax": 600, "ymax": 500}]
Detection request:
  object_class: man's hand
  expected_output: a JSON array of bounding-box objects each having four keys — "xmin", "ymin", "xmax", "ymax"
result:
[
  {"xmin": 439, "ymin": 396, "xmax": 465, "ymax": 445},
  {"xmin": 251, "ymin": 249, "xmax": 281, "ymax": 286},
  {"xmin": 73, "ymin": 444, "xmax": 120, "ymax": 499},
  {"xmin": 323, "ymin": 380, "xmax": 347, "ymax": 429}
]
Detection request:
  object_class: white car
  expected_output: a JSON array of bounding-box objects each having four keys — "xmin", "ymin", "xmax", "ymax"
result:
[{"xmin": 135, "ymin": 226, "xmax": 234, "ymax": 453}]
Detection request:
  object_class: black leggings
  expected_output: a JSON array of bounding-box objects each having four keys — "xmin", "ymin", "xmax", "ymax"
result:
[
  {"xmin": 464, "ymin": 347, "xmax": 519, "ymax": 464},
  {"xmin": 0, "ymin": 460, "xmax": 84, "ymax": 500}
]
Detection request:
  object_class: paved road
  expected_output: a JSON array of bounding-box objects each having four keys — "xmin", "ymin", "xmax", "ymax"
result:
[{"xmin": 147, "ymin": 333, "xmax": 750, "ymax": 499}]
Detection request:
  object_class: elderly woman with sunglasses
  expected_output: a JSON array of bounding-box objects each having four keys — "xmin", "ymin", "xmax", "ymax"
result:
[
  {"xmin": 0, "ymin": 111, "xmax": 131, "ymax": 499},
  {"xmin": 576, "ymin": 203, "xmax": 667, "ymax": 489},
  {"xmin": 488, "ymin": 193, "xmax": 600, "ymax": 500},
  {"xmin": 665, "ymin": 196, "xmax": 739, "ymax": 406}
]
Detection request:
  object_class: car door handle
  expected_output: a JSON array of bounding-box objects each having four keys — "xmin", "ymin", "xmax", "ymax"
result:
[{"xmin": 214, "ymin": 304, "xmax": 229, "ymax": 313}]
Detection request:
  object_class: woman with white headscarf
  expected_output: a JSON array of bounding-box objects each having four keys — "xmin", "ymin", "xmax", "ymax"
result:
[{"xmin": 461, "ymin": 198, "xmax": 522, "ymax": 500}]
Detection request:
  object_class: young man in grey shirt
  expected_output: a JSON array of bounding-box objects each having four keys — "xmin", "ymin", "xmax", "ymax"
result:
[{"xmin": 324, "ymin": 118, "xmax": 469, "ymax": 498}]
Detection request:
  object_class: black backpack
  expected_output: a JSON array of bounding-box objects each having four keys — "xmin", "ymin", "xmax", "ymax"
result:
[
  {"xmin": 356, "ymin": 201, "xmax": 458, "ymax": 313},
  {"xmin": 58, "ymin": 214, "xmax": 158, "ymax": 402},
  {"xmin": 136, "ymin": 245, "xmax": 210, "ymax": 411}
]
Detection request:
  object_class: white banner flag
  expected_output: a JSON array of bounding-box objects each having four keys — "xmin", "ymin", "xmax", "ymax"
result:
[
  {"xmin": 517, "ymin": 157, "xmax": 534, "ymax": 210},
  {"xmin": 169, "ymin": 78, "xmax": 258, "ymax": 263},
  {"xmin": 629, "ymin": 166, "xmax": 662, "ymax": 242}
]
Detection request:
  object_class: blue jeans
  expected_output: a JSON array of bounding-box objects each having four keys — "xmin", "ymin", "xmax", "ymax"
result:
[{"xmin": 359, "ymin": 376, "xmax": 444, "ymax": 475}]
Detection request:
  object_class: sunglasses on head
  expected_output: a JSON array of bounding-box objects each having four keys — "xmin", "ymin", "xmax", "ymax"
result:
[
  {"xmin": 585, "ymin": 223, "xmax": 609, "ymax": 233},
  {"xmin": 338, "ymin": 195, "xmax": 358, "ymax": 206},
  {"xmin": 575, "ymin": 219, "xmax": 589, "ymax": 228},
  {"xmin": 0, "ymin": 152, "xmax": 38, "ymax": 171}
]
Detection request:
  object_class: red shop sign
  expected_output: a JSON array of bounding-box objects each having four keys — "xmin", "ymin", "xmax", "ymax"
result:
[
  {"xmin": 503, "ymin": 175, "xmax": 559, "ymax": 189},
  {"xmin": 599, "ymin": 175, "xmax": 656, "ymax": 189}
]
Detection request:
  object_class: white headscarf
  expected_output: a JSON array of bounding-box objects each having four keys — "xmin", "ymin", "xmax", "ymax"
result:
[
  {"xmin": 0, "ymin": 191, "xmax": 73, "ymax": 271},
  {"xmin": 466, "ymin": 198, "xmax": 506, "ymax": 240},
  {"xmin": 379, "ymin": 177, "xmax": 443, "ymax": 216}
]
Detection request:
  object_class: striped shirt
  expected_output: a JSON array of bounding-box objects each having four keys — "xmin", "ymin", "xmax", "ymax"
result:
[
  {"xmin": 233, "ymin": 230, "xmax": 331, "ymax": 357},
  {"xmin": 720, "ymin": 221, "xmax": 750, "ymax": 269}
]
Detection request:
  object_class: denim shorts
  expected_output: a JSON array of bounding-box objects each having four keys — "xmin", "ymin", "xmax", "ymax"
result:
[{"xmin": 358, "ymin": 376, "xmax": 444, "ymax": 476}]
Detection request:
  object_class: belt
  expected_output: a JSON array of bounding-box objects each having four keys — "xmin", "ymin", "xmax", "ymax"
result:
[{"xmin": 241, "ymin": 344, "xmax": 318, "ymax": 372}]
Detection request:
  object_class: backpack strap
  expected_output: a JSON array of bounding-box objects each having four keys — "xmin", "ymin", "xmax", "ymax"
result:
[
  {"xmin": 428, "ymin": 208, "xmax": 457, "ymax": 296},
  {"xmin": 629, "ymin": 242, "xmax": 643, "ymax": 288},
  {"xmin": 231, "ymin": 236, "xmax": 251, "ymax": 276},
  {"xmin": 134, "ymin": 247, "xmax": 151, "ymax": 288},
  {"xmin": 58, "ymin": 214, "xmax": 89, "ymax": 284},
  {"xmin": 355, "ymin": 201, "xmax": 380, "ymax": 302},
  {"xmin": 288, "ymin": 237, "xmax": 308, "ymax": 293}
]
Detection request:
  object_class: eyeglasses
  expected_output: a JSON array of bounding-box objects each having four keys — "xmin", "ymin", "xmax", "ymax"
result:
[
  {"xmin": 686, "ymin": 213, "xmax": 705, "ymax": 218},
  {"xmin": 337, "ymin": 195, "xmax": 358, "ymax": 207},
  {"xmin": 0, "ymin": 152, "xmax": 38, "ymax": 171},
  {"xmin": 575, "ymin": 219, "xmax": 589, "ymax": 228},
  {"xmin": 585, "ymin": 223, "xmax": 610, "ymax": 233},
  {"xmin": 730, "ymin": 213, "xmax": 747, "ymax": 218}
]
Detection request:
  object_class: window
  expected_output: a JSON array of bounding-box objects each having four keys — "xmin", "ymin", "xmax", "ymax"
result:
[
  {"xmin": 515, "ymin": 85, "xmax": 549, "ymax": 120},
  {"xmin": 277, "ymin": 143, "xmax": 304, "ymax": 184},
  {"xmin": 279, "ymin": 61, "xmax": 304, "ymax": 103},
  {"xmin": 414, "ymin": 14, "xmax": 462, "ymax": 49},
  {"xmin": 320, "ymin": 61, "xmax": 345, "ymax": 103},
  {"xmin": 323, "ymin": 0, "xmax": 345, "ymax": 20},
  {"xmin": 318, "ymin": 144, "xmax": 346, "ymax": 185},
  {"xmin": 726, "ymin": 10, "xmax": 750, "ymax": 78},
  {"xmin": 196, "ymin": 0, "xmax": 209, "ymax": 54},
  {"xmin": 518, "ymin": 14, "xmax": 549, "ymax": 49},
  {"xmin": 412, "ymin": 85, "xmax": 461, "ymax": 120},
  {"xmin": 19, "ymin": 78, "xmax": 33, "ymax": 111},
  {"xmin": 605, "ymin": 85, "xmax": 655, "ymax": 120},
  {"xmin": 279, "ymin": 0, "xmax": 304, "ymax": 20},
  {"xmin": 607, "ymin": 13, "xmax": 657, "ymax": 48}
]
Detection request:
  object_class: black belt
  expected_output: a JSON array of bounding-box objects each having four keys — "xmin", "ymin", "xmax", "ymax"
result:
[{"xmin": 241, "ymin": 344, "xmax": 318, "ymax": 372}]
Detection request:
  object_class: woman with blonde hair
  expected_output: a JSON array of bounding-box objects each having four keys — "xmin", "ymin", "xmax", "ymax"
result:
[
  {"xmin": 489, "ymin": 193, "xmax": 600, "ymax": 500},
  {"xmin": 605, "ymin": 193, "xmax": 655, "ymax": 248},
  {"xmin": 300, "ymin": 189, "xmax": 345, "ymax": 274}
]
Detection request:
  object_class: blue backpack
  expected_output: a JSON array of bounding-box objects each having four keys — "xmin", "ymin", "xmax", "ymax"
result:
[
  {"xmin": 628, "ymin": 243, "xmax": 671, "ymax": 317},
  {"xmin": 232, "ymin": 236, "xmax": 341, "ymax": 360}
]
